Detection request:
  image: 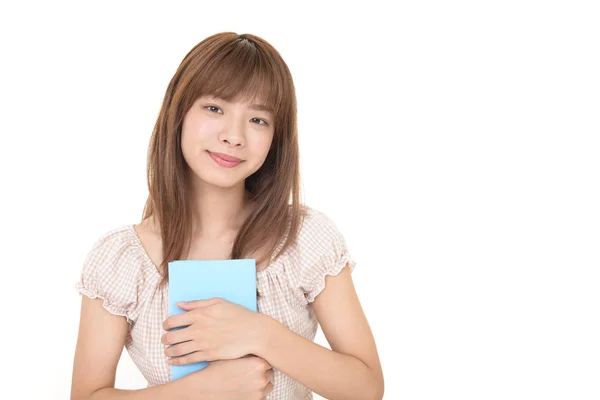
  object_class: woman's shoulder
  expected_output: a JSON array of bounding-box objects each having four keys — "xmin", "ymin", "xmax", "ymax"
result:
[
  {"xmin": 75, "ymin": 223, "xmax": 160, "ymax": 322},
  {"xmin": 82, "ymin": 224, "xmax": 148, "ymax": 264},
  {"xmin": 88, "ymin": 224, "xmax": 137, "ymax": 249},
  {"xmin": 82, "ymin": 222, "xmax": 159, "ymax": 274},
  {"xmin": 282, "ymin": 205, "xmax": 356, "ymax": 303},
  {"xmin": 295, "ymin": 206, "xmax": 346, "ymax": 247}
]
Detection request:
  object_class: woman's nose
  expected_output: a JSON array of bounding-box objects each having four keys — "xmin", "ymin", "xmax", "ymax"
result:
[{"xmin": 219, "ymin": 118, "xmax": 246, "ymax": 147}]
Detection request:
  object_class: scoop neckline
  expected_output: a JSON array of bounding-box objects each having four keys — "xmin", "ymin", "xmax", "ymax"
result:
[{"xmin": 128, "ymin": 224, "xmax": 272, "ymax": 276}]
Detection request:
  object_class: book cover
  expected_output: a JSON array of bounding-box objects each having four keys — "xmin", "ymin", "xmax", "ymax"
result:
[{"xmin": 167, "ymin": 259, "xmax": 257, "ymax": 380}]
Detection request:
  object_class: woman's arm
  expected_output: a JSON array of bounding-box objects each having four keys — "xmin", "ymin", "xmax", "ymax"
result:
[
  {"xmin": 71, "ymin": 296, "xmax": 190, "ymax": 400},
  {"xmin": 161, "ymin": 263, "xmax": 384, "ymax": 399},
  {"xmin": 72, "ymin": 296, "xmax": 273, "ymax": 400},
  {"xmin": 254, "ymin": 265, "xmax": 384, "ymax": 400}
]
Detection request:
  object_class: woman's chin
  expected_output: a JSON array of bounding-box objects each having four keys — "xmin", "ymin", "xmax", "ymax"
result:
[{"xmin": 192, "ymin": 174, "xmax": 247, "ymax": 190}]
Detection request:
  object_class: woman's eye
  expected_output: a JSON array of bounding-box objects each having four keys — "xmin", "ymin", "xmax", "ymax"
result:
[
  {"xmin": 204, "ymin": 106, "xmax": 266, "ymax": 125},
  {"xmin": 251, "ymin": 118, "xmax": 267, "ymax": 126},
  {"xmin": 206, "ymin": 106, "xmax": 223, "ymax": 114}
]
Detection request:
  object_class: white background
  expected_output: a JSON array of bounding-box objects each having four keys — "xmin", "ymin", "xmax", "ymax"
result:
[{"xmin": 1, "ymin": 1, "xmax": 599, "ymax": 399}]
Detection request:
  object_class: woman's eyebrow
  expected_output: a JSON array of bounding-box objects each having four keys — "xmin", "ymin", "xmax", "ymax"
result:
[
  {"xmin": 249, "ymin": 104, "xmax": 273, "ymax": 113},
  {"xmin": 204, "ymin": 96, "xmax": 273, "ymax": 113}
]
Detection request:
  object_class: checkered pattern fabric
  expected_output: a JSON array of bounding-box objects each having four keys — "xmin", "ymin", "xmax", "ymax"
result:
[{"xmin": 75, "ymin": 208, "xmax": 356, "ymax": 399}]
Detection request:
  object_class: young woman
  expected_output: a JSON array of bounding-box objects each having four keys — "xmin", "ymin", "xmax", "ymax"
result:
[{"xmin": 71, "ymin": 32, "xmax": 384, "ymax": 400}]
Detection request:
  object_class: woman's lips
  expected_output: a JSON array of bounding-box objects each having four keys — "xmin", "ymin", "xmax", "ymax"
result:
[{"xmin": 207, "ymin": 151, "xmax": 242, "ymax": 168}]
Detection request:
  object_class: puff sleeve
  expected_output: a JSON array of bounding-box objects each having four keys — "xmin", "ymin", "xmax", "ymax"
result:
[
  {"xmin": 295, "ymin": 210, "xmax": 357, "ymax": 303},
  {"xmin": 74, "ymin": 227, "xmax": 146, "ymax": 324}
]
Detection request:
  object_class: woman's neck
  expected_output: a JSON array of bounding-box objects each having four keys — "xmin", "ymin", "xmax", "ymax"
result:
[{"xmin": 188, "ymin": 182, "xmax": 252, "ymax": 242}]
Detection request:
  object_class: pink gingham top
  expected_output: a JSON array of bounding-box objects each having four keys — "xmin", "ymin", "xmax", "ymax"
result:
[{"xmin": 75, "ymin": 207, "xmax": 356, "ymax": 399}]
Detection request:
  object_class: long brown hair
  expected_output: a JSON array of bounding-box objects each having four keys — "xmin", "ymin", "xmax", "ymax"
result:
[{"xmin": 141, "ymin": 32, "xmax": 305, "ymax": 287}]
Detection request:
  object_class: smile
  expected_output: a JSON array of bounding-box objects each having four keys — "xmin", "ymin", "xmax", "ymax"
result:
[{"xmin": 207, "ymin": 151, "xmax": 243, "ymax": 168}]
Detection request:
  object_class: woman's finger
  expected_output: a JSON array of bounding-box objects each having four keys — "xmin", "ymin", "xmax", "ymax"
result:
[
  {"xmin": 162, "ymin": 312, "xmax": 194, "ymax": 331},
  {"xmin": 167, "ymin": 350, "xmax": 208, "ymax": 366},
  {"xmin": 262, "ymin": 381, "xmax": 274, "ymax": 396},
  {"xmin": 164, "ymin": 340, "xmax": 199, "ymax": 357},
  {"xmin": 161, "ymin": 327, "xmax": 190, "ymax": 345}
]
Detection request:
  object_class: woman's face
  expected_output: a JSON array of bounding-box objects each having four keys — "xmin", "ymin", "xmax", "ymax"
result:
[{"xmin": 181, "ymin": 95, "xmax": 275, "ymax": 190}]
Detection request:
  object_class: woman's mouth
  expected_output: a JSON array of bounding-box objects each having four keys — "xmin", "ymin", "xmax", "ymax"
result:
[{"xmin": 207, "ymin": 151, "xmax": 243, "ymax": 168}]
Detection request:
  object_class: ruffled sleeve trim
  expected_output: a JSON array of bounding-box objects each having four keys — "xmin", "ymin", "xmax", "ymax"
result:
[
  {"xmin": 75, "ymin": 284, "xmax": 134, "ymax": 324},
  {"xmin": 284, "ymin": 208, "xmax": 357, "ymax": 304},
  {"xmin": 305, "ymin": 251, "xmax": 356, "ymax": 303},
  {"xmin": 74, "ymin": 225, "xmax": 159, "ymax": 324}
]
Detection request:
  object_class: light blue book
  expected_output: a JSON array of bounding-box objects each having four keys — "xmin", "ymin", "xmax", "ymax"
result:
[{"xmin": 168, "ymin": 259, "xmax": 257, "ymax": 380}]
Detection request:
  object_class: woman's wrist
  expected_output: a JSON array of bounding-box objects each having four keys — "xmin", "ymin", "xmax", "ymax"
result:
[
  {"xmin": 169, "ymin": 372, "xmax": 212, "ymax": 400},
  {"xmin": 251, "ymin": 312, "xmax": 278, "ymax": 358}
]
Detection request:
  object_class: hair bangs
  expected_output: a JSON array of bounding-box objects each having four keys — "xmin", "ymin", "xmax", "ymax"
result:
[{"xmin": 196, "ymin": 39, "xmax": 284, "ymax": 117}]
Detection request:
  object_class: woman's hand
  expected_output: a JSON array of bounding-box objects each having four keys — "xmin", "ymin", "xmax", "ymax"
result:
[
  {"xmin": 162, "ymin": 298, "xmax": 268, "ymax": 365},
  {"xmin": 174, "ymin": 356, "xmax": 274, "ymax": 400}
]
